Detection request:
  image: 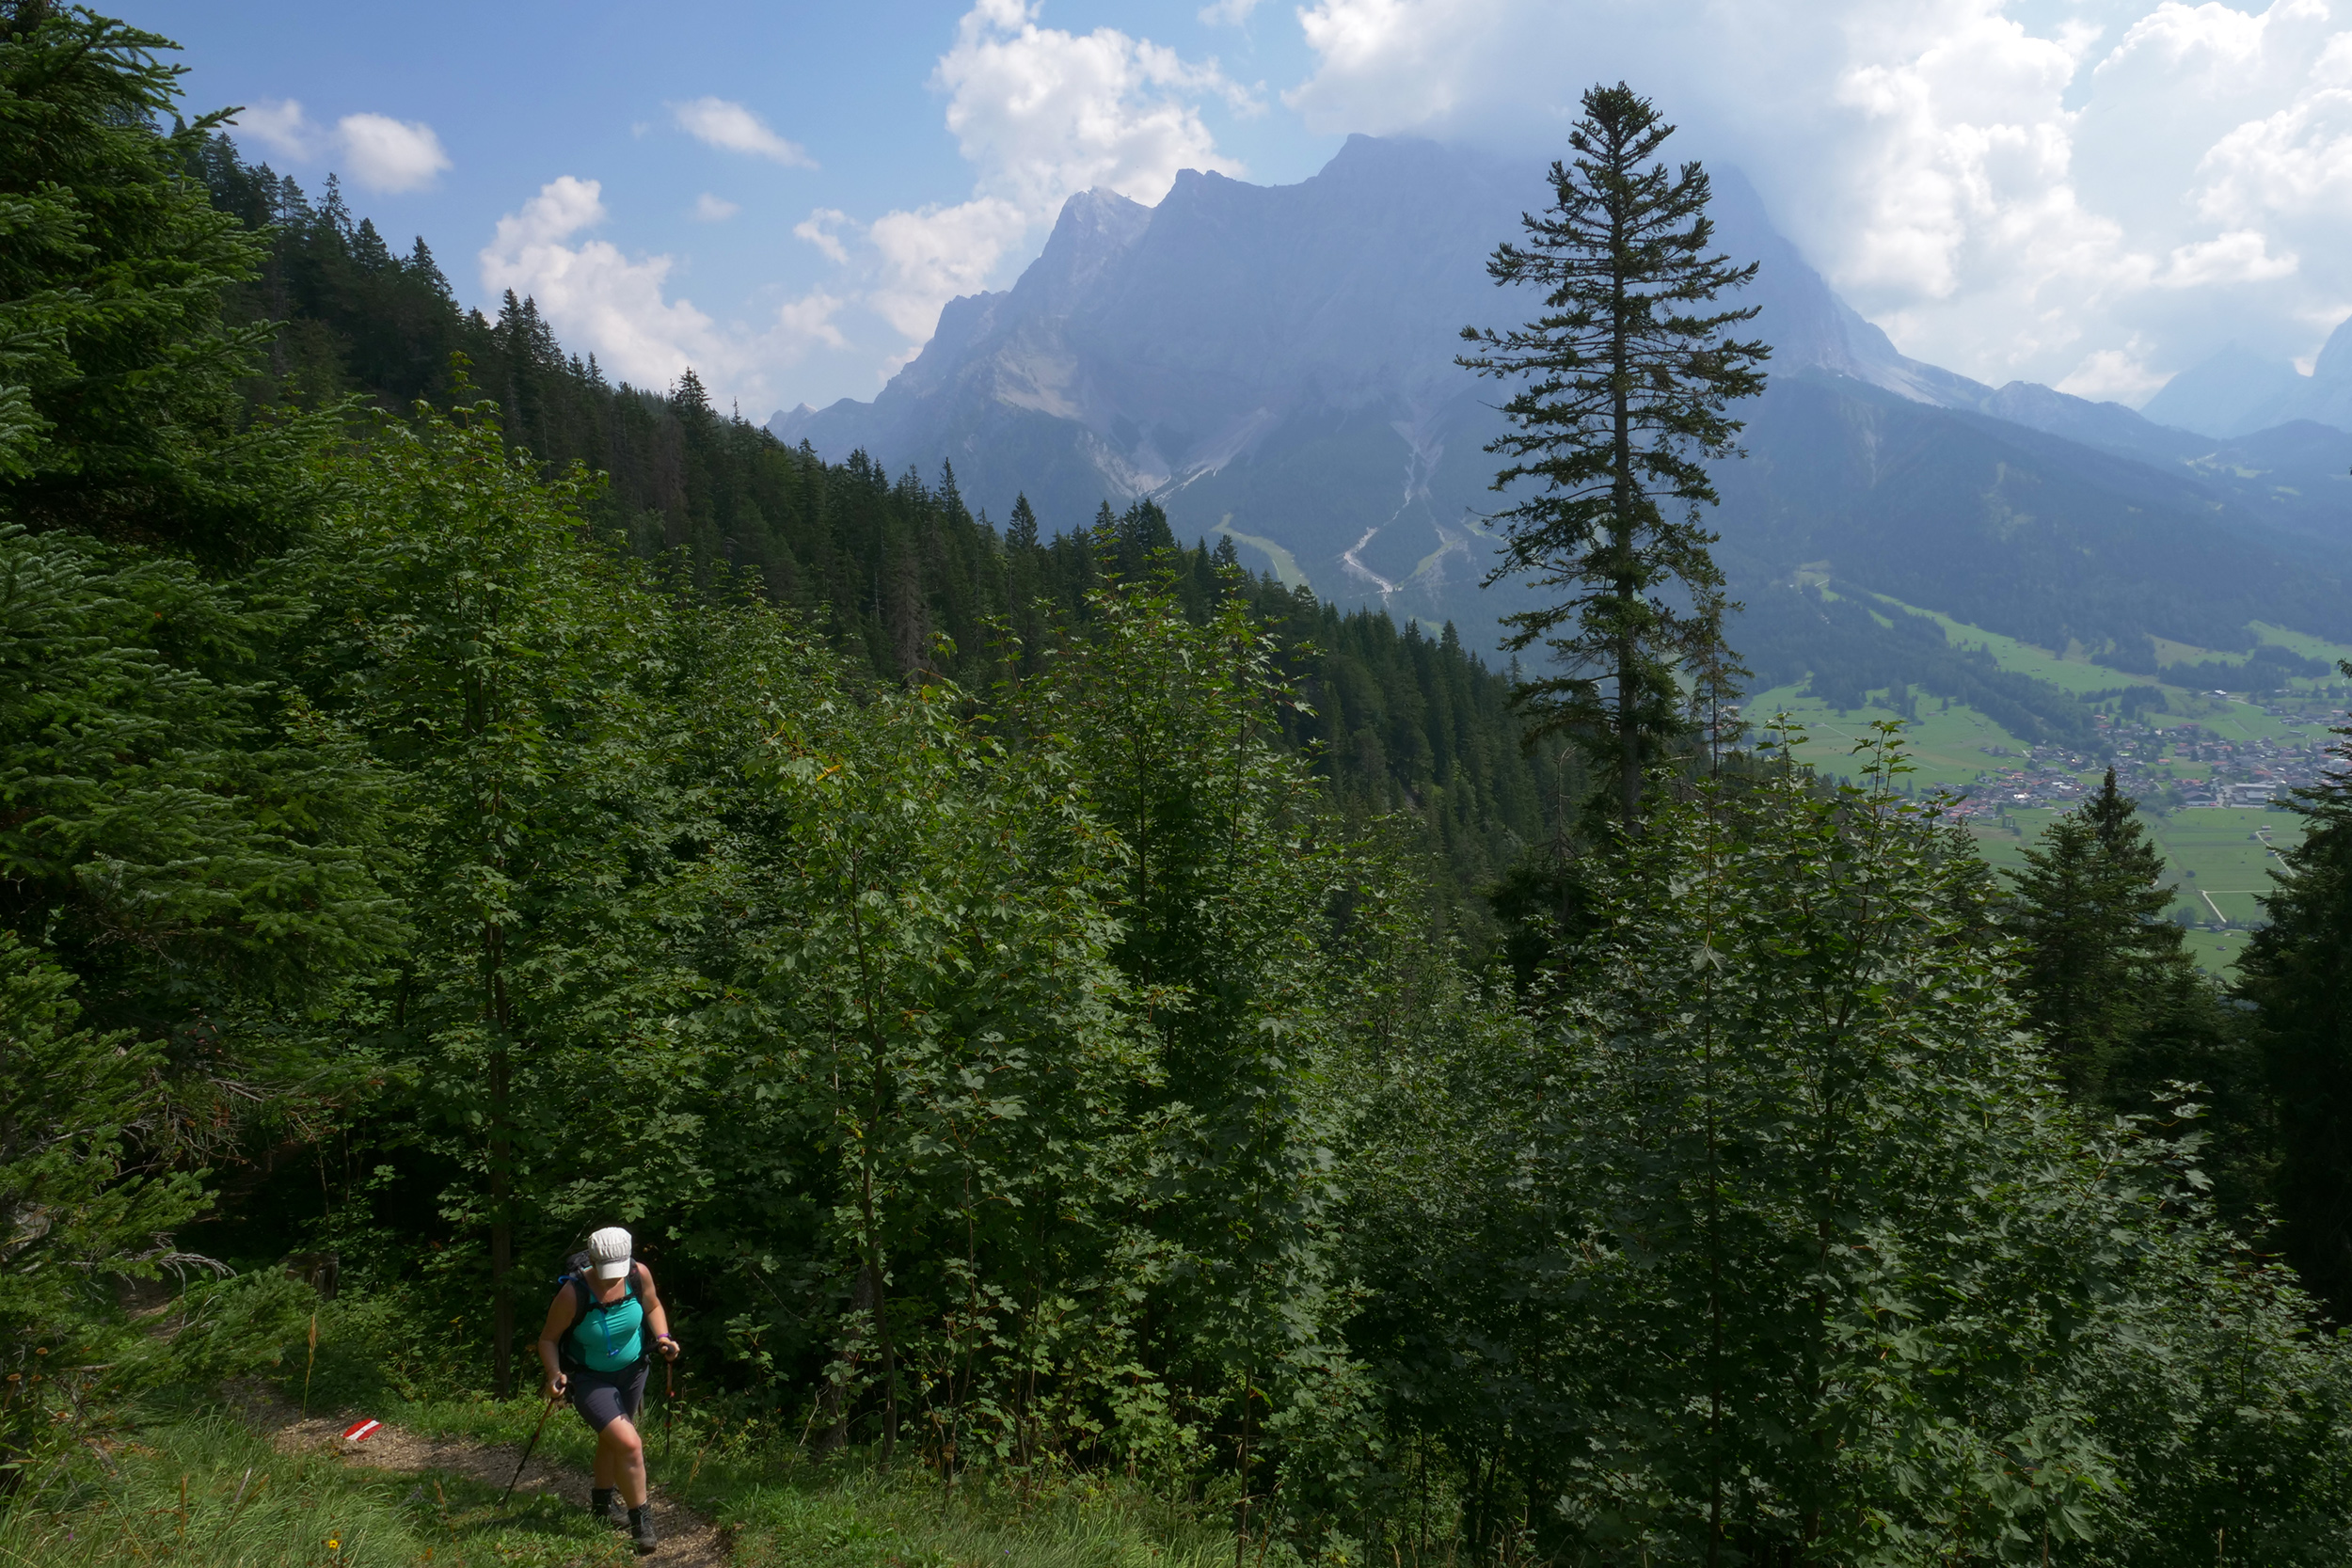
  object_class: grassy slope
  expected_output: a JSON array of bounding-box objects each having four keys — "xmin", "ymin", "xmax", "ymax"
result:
[
  {"xmin": 0, "ymin": 1410, "xmax": 637, "ymax": 1568},
  {"xmin": 386, "ymin": 1396, "xmax": 1227, "ymax": 1568},
  {"xmin": 0, "ymin": 1394, "xmax": 1225, "ymax": 1568}
]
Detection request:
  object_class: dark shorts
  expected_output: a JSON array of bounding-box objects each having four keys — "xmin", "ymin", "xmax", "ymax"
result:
[{"xmin": 567, "ymin": 1360, "xmax": 648, "ymax": 1433}]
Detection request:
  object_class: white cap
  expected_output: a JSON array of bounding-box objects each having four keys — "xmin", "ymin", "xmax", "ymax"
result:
[{"xmin": 587, "ymin": 1227, "xmax": 632, "ymax": 1280}]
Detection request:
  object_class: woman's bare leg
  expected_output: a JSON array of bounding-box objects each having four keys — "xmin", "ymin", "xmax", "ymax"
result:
[
  {"xmin": 599, "ymin": 1417, "xmax": 648, "ymax": 1507},
  {"xmin": 593, "ymin": 1428, "xmax": 619, "ymax": 1488}
]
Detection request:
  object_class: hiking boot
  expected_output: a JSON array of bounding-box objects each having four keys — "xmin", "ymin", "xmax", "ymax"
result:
[
  {"xmin": 628, "ymin": 1504, "xmax": 658, "ymax": 1555},
  {"xmin": 591, "ymin": 1487, "xmax": 621, "ymax": 1526}
]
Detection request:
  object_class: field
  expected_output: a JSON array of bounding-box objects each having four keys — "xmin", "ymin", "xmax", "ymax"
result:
[
  {"xmin": 1968, "ymin": 805, "xmax": 2297, "ymax": 973},
  {"xmin": 1742, "ymin": 586, "xmax": 2335, "ymax": 975},
  {"xmin": 1742, "ymin": 682, "xmax": 2030, "ymax": 790}
]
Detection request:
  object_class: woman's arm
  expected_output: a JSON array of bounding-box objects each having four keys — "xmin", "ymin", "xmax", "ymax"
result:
[
  {"xmin": 639, "ymin": 1266, "xmax": 678, "ymax": 1361},
  {"xmin": 535, "ymin": 1289, "xmax": 577, "ymax": 1396}
]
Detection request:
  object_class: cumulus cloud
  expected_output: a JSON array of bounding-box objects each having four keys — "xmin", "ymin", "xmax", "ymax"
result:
[
  {"xmin": 506, "ymin": 3, "xmax": 1249, "ymax": 401},
  {"xmin": 336, "ymin": 113, "xmax": 450, "ymax": 193},
  {"xmin": 232, "ymin": 102, "xmax": 451, "ymax": 194},
  {"xmin": 671, "ymin": 97, "xmax": 817, "ymax": 166},
  {"xmin": 1283, "ymin": 0, "xmax": 2352, "ymax": 403},
  {"xmin": 2057, "ymin": 341, "xmax": 2169, "ymax": 403},
  {"xmin": 777, "ymin": 290, "xmax": 850, "ymax": 351},
  {"xmin": 794, "ymin": 209, "xmax": 851, "ymax": 264},
  {"xmin": 866, "ymin": 197, "xmax": 1030, "ymax": 340},
  {"xmin": 802, "ymin": 0, "xmax": 1248, "ymax": 373},
  {"xmin": 480, "ymin": 177, "xmax": 840, "ymax": 406},
  {"xmin": 235, "ymin": 99, "xmax": 315, "ymax": 162},
  {"xmin": 694, "ymin": 193, "xmax": 741, "ymax": 221},
  {"xmin": 936, "ymin": 0, "xmax": 1249, "ymax": 209}
]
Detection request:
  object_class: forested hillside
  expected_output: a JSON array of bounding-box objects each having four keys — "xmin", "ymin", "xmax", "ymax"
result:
[
  {"xmin": 181, "ymin": 132, "xmax": 1573, "ymax": 928},
  {"xmin": 11, "ymin": 11, "xmax": 2352, "ymax": 1567}
]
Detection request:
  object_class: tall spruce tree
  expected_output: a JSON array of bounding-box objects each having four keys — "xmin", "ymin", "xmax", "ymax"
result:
[
  {"xmin": 1459, "ymin": 82, "xmax": 1768, "ymax": 829},
  {"xmin": 2007, "ymin": 769, "xmax": 2185, "ymax": 1093},
  {"xmin": 1006, "ymin": 492, "xmax": 1039, "ymax": 549},
  {"xmin": 2240, "ymin": 671, "xmax": 2352, "ymax": 1312},
  {"xmin": 2008, "ymin": 770, "xmax": 2270, "ymax": 1217},
  {"xmin": 1, "ymin": 3, "xmax": 397, "ymax": 1459}
]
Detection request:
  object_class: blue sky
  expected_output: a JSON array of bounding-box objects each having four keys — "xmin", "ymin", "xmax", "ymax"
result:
[
  {"xmin": 146, "ymin": 0, "xmax": 1341, "ymax": 413},
  {"xmin": 144, "ymin": 1, "xmax": 2352, "ymax": 419}
]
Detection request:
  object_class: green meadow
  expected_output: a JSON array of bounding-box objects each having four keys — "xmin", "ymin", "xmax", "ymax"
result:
[
  {"xmin": 1743, "ymin": 683, "xmax": 2033, "ymax": 790},
  {"xmin": 1749, "ymin": 590, "xmax": 2339, "ymax": 974},
  {"xmin": 1969, "ymin": 806, "xmax": 2298, "ymax": 973}
]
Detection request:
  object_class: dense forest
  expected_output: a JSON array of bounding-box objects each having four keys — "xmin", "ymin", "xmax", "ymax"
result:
[
  {"xmin": 181, "ymin": 127, "xmax": 1575, "ymax": 943},
  {"xmin": 9, "ymin": 9, "xmax": 2352, "ymax": 1566}
]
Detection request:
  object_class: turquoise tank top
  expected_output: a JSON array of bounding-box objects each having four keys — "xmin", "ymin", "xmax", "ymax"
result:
[{"xmin": 568, "ymin": 1279, "xmax": 645, "ymax": 1372}]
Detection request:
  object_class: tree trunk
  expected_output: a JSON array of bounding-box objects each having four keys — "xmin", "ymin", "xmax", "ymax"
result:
[
  {"xmin": 818, "ymin": 1258, "xmax": 885, "ymax": 1454},
  {"xmin": 486, "ymin": 910, "xmax": 515, "ymax": 1398},
  {"xmin": 1611, "ymin": 161, "xmax": 1641, "ymax": 833},
  {"xmin": 490, "ymin": 1041, "xmax": 513, "ymax": 1397}
]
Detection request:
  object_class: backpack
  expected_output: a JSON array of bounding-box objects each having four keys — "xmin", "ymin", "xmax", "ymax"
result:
[{"xmin": 554, "ymin": 1251, "xmax": 650, "ymax": 1373}]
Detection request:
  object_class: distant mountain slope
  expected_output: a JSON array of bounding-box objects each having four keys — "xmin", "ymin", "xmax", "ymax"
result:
[
  {"xmin": 774, "ymin": 135, "xmax": 2352, "ymax": 685},
  {"xmin": 1723, "ymin": 375, "xmax": 2352, "ymax": 671},
  {"xmin": 2142, "ymin": 325, "xmax": 2352, "ymax": 439}
]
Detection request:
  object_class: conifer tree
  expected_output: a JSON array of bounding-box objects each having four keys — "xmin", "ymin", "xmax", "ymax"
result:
[
  {"xmin": 2240, "ymin": 670, "xmax": 2352, "ymax": 1311},
  {"xmin": 2007, "ymin": 768, "xmax": 2186, "ymax": 1094},
  {"xmin": 674, "ymin": 366, "xmax": 712, "ymax": 420},
  {"xmin": 2005, "ymin": 771, "xmax": 2271, "ymax": 1218},
  {"xmin": 1460, "ymin": 82, "xmax": 1768, "ymax": 829},
  {"xmin": 1007, "ymin": 491, "xmax": 1040, "ymax": 549}
]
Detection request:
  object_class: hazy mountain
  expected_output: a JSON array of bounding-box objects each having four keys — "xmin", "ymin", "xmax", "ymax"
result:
[
  {"xmin": 774, "ymin": 136, "xmax": 2352, "ymax": 670},
  {"xmin": 2143, "ymin": 326, "xmax": 2352, "ymax": 439}
]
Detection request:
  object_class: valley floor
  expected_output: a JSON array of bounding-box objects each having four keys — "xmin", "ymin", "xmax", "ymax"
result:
[{"xmin": 1744, "ymin": 594, "xmax": 2348, "ymax": 974}]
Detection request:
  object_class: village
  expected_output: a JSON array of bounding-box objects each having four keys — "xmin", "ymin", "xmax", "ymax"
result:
[{"xmin": 1944, "ymin": 704, "xmax": 2350, "ymax": 818}]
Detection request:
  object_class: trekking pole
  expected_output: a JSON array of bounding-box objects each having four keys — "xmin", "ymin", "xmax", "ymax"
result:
[
  {"xmin": 501, "ymin": 1390, "xmax": 561, "ymax": 1506},
  {"xmin": 661, "ymin": 1357, "xmax": 677, "ymax": 1465}
]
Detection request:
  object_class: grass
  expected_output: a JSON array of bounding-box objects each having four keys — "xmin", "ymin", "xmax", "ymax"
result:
[
  {"xmin": 1968, "ymin": 805, "xmax": 2299, "ymax": 973},
  {"xmin": 1212, "ymin": 523, "xmax": 1309, "ymax": 593},
  {"xmin": 0, "ymin": 1409, "xmax": 632, "ymax": 1568},
  {"xmin": 391, "ymin": 1394, "xmax": 1231, "ymax": 1568},
  {"xmin": 1743, "ymin": 683, "xmax": 2031, "ymax": 790},
  {"xmin": 1849, "ymin": 593, "xmax": 2131, "ymax": 698},
  {"xmin": 0, "ymin": 1386, "xmax": 1232, "ymax": 1568}
]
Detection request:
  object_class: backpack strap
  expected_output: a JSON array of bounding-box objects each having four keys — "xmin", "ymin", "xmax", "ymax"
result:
[{"xmin": 557, "ymin": 1274, "xmax": 593, "ymax": 1371}]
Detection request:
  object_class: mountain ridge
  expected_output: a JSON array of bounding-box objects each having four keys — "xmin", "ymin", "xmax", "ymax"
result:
[{"xmin": 773, "ymin": 135, "xmax": 2352, "ymax": 670}]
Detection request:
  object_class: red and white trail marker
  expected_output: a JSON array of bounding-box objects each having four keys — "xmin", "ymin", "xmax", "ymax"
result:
[{"xmin": 342, "ymin": 1418, "xmax": 382, "ymax": 1443}]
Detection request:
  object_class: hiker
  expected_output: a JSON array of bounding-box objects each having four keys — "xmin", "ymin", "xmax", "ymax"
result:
[{"xmin": 536, "ymin": 1226, "xmax": 679, "ymax": 1555}]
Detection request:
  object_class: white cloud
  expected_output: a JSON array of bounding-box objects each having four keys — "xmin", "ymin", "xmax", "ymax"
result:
[
  {"xmin": 866, "ymin": 197, "xmax": 1029, "ymax": 340},
  {"xmin": 1199, "ymin": 0, "xmax": 1262, "ymax": 23},
  {"xmin": 1283, "ymin": 0, "xmax": 2352, "ymax": 404},
  {"xmin": 671, "ymin": 97, "xmax": 817, "ymax": 166},
  {"xmin": 2056, "ymin": 340, "xmax": 2169, "ymax": 403},
  {"xmin": 778, "ymin": 290, "xmax": 850, "ymax": 351},
  {"xmin": 694, "ymin": 193, "xmax": 741, "ymax": 222},
  {"xmin": 936, "ymin": 0, "xmax": 1250, "ymax": 214},
  {"xmin": 795, "ymin": 209, "xmax": 851, "ymax": 264},
  {"xmin": 809, "ymin": 0, "xmax": 1248, "ymax": 367},
  {"xmin": 2194, "ymin": 88, "xmax": 2352, "ymax": 222},
  {"xmin": 2161, "ymin": 229, "xmax": 2298, "ymax": 287},
  {"xmin": 336, "ymin": 113, "xmax": 450, "ymax": 193},
  {"xmin": 480, "ymin": 177, "xmax": 837, "ymax": 407},
  {"xmin": 236, "ymin": 99, "xmax": 315, "ymax": 162}
]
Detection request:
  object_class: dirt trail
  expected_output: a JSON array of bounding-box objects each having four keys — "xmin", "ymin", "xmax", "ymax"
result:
[{"xmin": 235, "ymin": 1388, "xmax": 729, "ymax": 1565}]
